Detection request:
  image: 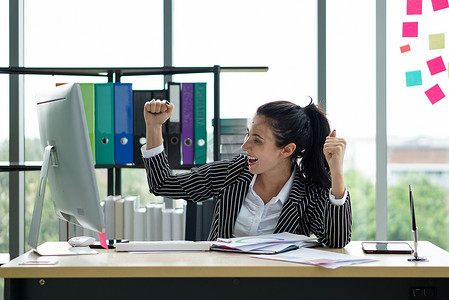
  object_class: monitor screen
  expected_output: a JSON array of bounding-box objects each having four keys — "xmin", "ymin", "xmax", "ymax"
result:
[{"xmin": 28, "ymin": 83, "xmax": 104, "ymax": 248}]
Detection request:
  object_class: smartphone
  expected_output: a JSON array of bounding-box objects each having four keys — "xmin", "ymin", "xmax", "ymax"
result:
[{"xmin": 361, "ymin": 242, "xmax": 413, "ymax": 254}]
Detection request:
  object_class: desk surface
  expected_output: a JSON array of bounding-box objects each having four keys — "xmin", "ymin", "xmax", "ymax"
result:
[{"xmin": 1, "ymin": 241, "xmax": 449, "ymax": 279}]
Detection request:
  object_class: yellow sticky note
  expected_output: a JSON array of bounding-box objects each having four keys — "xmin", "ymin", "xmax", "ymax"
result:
[{"xmin": 429, "ymin": 33, "xmax": 445, "ymax": 50}]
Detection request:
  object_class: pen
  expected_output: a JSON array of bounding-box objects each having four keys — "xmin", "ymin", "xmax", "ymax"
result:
[{"xmin": 409, "ymin": 184, "xmax": 418, "ymax": 259}]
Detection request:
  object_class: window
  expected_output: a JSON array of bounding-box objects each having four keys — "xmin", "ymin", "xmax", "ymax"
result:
[
  {"xmin": 22, "ymin": 0, "xmax": 164, "ymax": 248},
  {"xmin": 1, "ymin": 1, "xmax": 9, "ymax": 296},
  {"xmin": 173, "ymin": 0, "xmax": 317, "ymax": 117},
  {"xmin": 327, "ymin": 0, "xmax": 377, "ymax": 241},
  {"xmin": 387, "ymin": 1, "xmax": 449, "ymax": 249}
]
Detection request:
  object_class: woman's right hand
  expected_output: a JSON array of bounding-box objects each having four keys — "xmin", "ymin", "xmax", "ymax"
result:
[{"xmin": 144, "ymin": 99, "xmax": 174, "ymax": 128}]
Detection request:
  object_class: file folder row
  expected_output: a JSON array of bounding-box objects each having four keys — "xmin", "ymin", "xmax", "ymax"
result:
[
  {"xmin": 74, "ymin": 82, "xmax": 208, "ymax": 168},
  {"xmin": 103, "ymin": 195, "xmax": 186, "ymax": 241},
  {"xmin": 77, "ymin": 195, "xmax": 187, "ymax": 241}
]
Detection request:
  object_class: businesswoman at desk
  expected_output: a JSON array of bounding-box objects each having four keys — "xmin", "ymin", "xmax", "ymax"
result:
[{"xmin": 142, "ymin": 100, "xmax": 352, "ymax": 248}]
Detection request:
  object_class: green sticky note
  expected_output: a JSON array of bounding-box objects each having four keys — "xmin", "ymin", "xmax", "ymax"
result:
[
  {"xmin": 429, "ymin": 33, "xmax": 445, "ymax": 50},
  {"xmin": 406, "ymin": 70, "xmax": 422, "ymax": 87}
]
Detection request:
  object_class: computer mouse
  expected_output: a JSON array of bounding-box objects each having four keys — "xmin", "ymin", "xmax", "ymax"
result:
[{"xmin": 68, "ymin": 236, "xmax": 96, "ymax": 247}]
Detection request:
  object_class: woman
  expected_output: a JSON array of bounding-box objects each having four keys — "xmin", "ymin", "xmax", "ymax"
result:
[{"xmin": 142, "ymin": 99, "xmax": 352, "ymax": 248}]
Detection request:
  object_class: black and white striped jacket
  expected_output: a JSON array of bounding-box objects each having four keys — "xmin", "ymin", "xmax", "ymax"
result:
[{"xmin": 143, "ymin": 152, "xmax": 352, "ymax": 248}]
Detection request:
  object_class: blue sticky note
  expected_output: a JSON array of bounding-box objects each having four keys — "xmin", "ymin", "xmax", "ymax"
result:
[{"xmin": 406, "ymin": 70, "xmax": 422, "ymax": 87}]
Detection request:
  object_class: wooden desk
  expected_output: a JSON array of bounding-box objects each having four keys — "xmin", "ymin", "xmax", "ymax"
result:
[{"xmin": 1, "ymin": 241, "xmax": 449, "ymax": 300}]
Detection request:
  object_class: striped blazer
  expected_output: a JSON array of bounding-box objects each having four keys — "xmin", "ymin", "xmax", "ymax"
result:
[{"xmin": 143, "ymin": 152, "xmax": 352, "ymax": 248}]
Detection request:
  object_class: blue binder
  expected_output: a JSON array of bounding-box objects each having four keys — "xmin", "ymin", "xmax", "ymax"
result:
[{"xmin": 114, "ymin": 83, "xmax": 134, "ymax": 165}]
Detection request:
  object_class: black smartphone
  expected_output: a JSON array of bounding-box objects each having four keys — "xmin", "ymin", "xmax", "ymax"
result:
[{"xmin": 361, "ymin": 242, "xmax": 413, "ymax": 254}]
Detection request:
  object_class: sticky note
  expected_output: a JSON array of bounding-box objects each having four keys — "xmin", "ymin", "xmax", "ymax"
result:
[
  {"xmin": 401, "ymin": 44, "xmax": 411, "ymax": 53},
  {"xmin": 403, "ymin": 22, "xmax": 418, "ymax": 37},
  {"xmin": 425, "ymin": 84, "xmax": 445, "ymax": 104},
  {"xmin": 429, "ymin": 33, "xmax": 445, "ymax": 50},
  {"xmin": 407, "ymin": 0, "xmax": 423, "ymax": 14},
  {"xmin": 98, "ymin": 232, "xmax": 108, "ymax": 249},
  {"xmin": 427, "ymin": 56, "xmax": 447, "ymax": 75},
  {"xmin": 405, "ymin": 70, "xmax": 422, "ymax": 86},
  {"xmin": 431, "ymin": 0, "xmax": 449, "ymax": 11}
]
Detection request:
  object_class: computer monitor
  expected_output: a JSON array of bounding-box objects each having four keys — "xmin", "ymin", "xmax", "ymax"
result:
[{"xmin": 28, "ymin": 82, "xmax": 105, "ymax": 249}]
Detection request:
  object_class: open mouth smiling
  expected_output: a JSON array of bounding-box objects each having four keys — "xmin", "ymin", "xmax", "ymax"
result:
[{"xmin": 247, "ymin": 155, "xmax": 258, "ymax": 166}]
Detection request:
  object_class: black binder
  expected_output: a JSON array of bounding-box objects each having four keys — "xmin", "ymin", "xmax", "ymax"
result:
[
  {"xmin": 152, "ymin": 89, "xmax": 169, "ymax": 155},
  {"xmin": 133, "ymin": 90, "xmax": 152, "ymax": 166}
]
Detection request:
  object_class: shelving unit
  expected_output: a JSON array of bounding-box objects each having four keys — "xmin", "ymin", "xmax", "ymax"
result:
[{"xmin": 1, "ymin": 65, "xmax": 268, "ymax": 196}]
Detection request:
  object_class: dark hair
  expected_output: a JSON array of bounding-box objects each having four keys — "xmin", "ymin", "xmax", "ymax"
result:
[{"xmin": 256, "ymin": 100, "xmax": 331, "ymax": 188}]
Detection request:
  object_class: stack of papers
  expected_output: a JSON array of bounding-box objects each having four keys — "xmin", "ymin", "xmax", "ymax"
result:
[
  {"xmin": 211, "ymin": 232, "xmax": 321, "ymax": 254},
  {"xmin": 254, "ymin": 247, "xmax": 377, "ymax": 269}
]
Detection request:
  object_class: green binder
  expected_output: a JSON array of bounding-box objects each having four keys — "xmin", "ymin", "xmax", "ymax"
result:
[
  {"xmin": 79, "ymin": 83, "xmax": 96, "ymax": 162},
  {"xmin": 194, "ymin": 83, "xmax": 207, "ymax": 164},
  {"xmin": 95, "ymin": 82, "xmax": 115, "ymax": 165}
]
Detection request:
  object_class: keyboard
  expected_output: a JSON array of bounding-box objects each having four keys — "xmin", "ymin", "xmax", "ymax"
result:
[{"xmin": 114, "ymin": 240, "xmax": 212, "ymax": 252}]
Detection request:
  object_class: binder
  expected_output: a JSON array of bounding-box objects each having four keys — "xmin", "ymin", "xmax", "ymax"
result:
[
  {"xmin": 134, "ymin": 207, "xmax": 146, "ymax": 241},
  {"xmin": 162, "ymin": 205, "xmax": 173, "ymax": 241},
  {"xmin": 181, "ymin": 83, "xmax": 194, "ymax": 165},
  {"xmin": 167, "ymin": 82, "xmax": 181, "ymax": 167},
  {"xmin": 149, "ymin": 203, "xmax": 163, "ymax": 241},
  {"xmin": 152, "ymin": 90, "xmax": 169, "ymax": 152},
  {"xmin": 95, "ymin": 83, "xmax": 115, "ymax": 165},
  {"xmin": 114, "ymin": 83, "xmax": 134, "ymax": 165},
  {"xmin": 123, "ymin": 196, "xmax": 137, "ymax": 240},
  {"xmin": 201, "ymin": 198, "xmax": 215, "ymax": 240},
  {"xmin": 172, "ymin": 208, "xmax": 185, "ymax": 240},
  {"xmin": 185, "ymin": 201, "xmax": 202, "ymax": 241},
  {"xmin": 103, "ymin": 196, "xmax": 115, "ymax": 240},
  {"xmin": 194, "ymin": 83, "xmax": 207, "ymax": 164},
  {"xmin": 133, "ymin": 90, "xmax": 152, "ymax": 166},
  {"xmin": 79, "ymin": 83, "xmax": 96, "ymax": 162},
  {"xmin": 114, "ymin": 196, "xmax": 124, "ymax": 240}
]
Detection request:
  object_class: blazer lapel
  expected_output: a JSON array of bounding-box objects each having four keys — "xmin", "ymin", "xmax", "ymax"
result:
[
  {"xmin": 274, "ymin": 171, "xmax": 305, "ymax": 234},
  {"xmin": 217, "ymin": 157, "xmax": 252, "ymax": 238}
]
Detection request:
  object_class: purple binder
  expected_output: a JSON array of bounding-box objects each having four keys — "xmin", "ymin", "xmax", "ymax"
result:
[{"xmin": 181, "ymin": 83, "xmax": 194, "ymax": 164}]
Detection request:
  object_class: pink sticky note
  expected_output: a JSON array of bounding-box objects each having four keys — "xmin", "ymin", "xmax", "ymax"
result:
[
  {"xmin": 407, "ymin": 0, "xmax": 423, "ymax": 14},
  {"xmin": 425, "ymin": 84, "xmax": 445, "ymax": 104},
  {"xmin": 431, "ymin": 0, "xmax": 449, "ymax": 11},
  {"xmin": 400, "ymin": 44, "xmax": 411, "ymax": 53},
  {"xmin": 98, "ymin": 232, "xmax": 108, "ymax": 249},
  {"xmin": 403, "ymin": 22, "xmax": 418, "ymax": 37},
  {"xmin": 427, "ymin": 56, "xmax": 447, "ymax": 75}
]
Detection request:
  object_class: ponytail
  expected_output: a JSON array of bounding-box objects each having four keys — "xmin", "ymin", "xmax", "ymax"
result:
[
  {"xmin": 302, "ymin": 103, "xmax": 331, "ymax": 188},
  {"xmin": 256, "ymin": 100, "xmax": 331, "ymax": 188}
]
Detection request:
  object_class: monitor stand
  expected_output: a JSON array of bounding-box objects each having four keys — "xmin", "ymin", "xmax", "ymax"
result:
[
  {"xmin": 27, "ymin": 145, "xmax": 57, "ymax": 250},
  {"xmin": 27, "ymin": 145, "xmax": 99, "ymax": 256}
]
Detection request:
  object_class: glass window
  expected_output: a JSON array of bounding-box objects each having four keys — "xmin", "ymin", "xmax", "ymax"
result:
[
  {"xmin": 0, "ymin": 0, "xmax": 9, "ymax": 250},
  {"xmin": 22, "ymin": 1, "xmax": 164, "ymax": 244},
  {"xmin": 387, "ymin": 1, "xmax": 449, "ymax": 249},
  {"xmin": 2, "ymin": 1, "xmax": 9, "ymax": 296},
  {"xmin": 327, "ymin": 0, "xmax": 377, "ymax": 241},
  {"xmin": 173, "ymin": 0, "xmax": 318, "ymax": 117}
]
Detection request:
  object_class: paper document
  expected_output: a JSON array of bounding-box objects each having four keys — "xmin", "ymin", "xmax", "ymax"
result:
[
  {"xmin": 253, "ymin": 247, "xmax": 377, "ymax": 269},
  {"xmin": 211, "ymin": 232, "xmax": 321, "ymax": 254},
  {"xmin": 35, "ymin": 242, "xmax": 98, "ymax": 256}
]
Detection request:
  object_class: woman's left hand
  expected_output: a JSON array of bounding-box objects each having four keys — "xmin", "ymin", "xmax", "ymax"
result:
[
  {"xmin": 323, "ymin": 130, "xmax": 347, "ymax": 198},
  {"xmin": 323, "ymin": 129, "xmax": 346, "ymax": 175}
]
